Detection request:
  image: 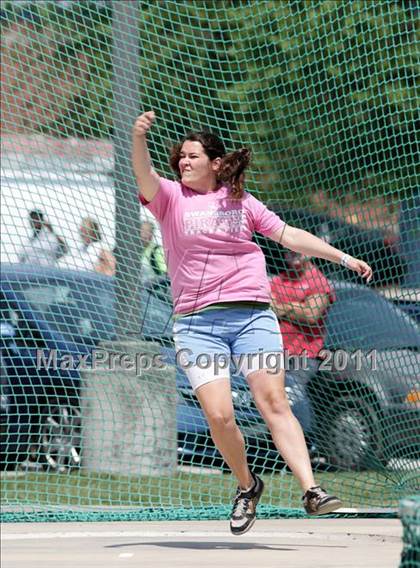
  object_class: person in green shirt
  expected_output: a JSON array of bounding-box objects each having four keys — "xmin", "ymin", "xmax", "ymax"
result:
[{"xmin": 140, "ymin": 220, "xmax": 167, "ymax": 281}]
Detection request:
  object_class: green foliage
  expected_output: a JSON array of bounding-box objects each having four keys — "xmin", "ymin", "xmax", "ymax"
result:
[
  {"xmin": 218, "ymin": 1, "xmax": 418, "ymax": 201},
  {"xmin": 41, "ymin": 1, "xmax": 113, "ymax": 138},
  {"xmin": 1, "ymin": 0, "xmax": 417, "ymax": 199}
]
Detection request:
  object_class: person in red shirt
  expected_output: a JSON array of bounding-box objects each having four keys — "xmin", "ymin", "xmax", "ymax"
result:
[
  {"xmin": 270, "ymin": 251, "xmax": 334, "ymax": 442},
  {"xmin": 271, "ymin": 250, "xmax": 335, "ymax": 373}
]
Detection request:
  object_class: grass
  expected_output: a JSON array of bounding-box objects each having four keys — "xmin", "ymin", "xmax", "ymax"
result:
[{"xmin": 1, "ymin": 467, "xmax": 406, "ymax": 512}]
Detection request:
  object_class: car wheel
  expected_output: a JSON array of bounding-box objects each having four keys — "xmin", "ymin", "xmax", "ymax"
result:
[
  {"xmin": 315, "ymin": 395, "xmax": 384, "ymax": 471},
  {"xmin": 40, "ymin": 405, "xmax": 82, "ymax": 473}
]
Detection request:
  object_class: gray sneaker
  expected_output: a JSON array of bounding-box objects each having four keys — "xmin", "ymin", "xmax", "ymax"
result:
[
  {"xmin": 230, "ymin": 473, "xmax": 264, "ymax": 536},
  {"xmin": 303, "ymin": 485, "xmax": 342, "ymax": 515}
]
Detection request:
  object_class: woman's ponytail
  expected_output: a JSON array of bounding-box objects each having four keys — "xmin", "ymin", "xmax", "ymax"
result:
[{"xmin": 218, "ymin": 148, "xmax": 251, "ymax": 198}]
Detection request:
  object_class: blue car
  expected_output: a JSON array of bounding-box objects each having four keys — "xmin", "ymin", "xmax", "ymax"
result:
[{"xmin": 0, "ymin": 264, "xmax": 310, "ymax": 473}]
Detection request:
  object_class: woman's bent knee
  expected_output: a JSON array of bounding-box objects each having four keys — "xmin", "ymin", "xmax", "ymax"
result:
[
  {"xmin": 207, "ymin": 412, "xmax": 236, "ymax": 431},
  {"xmin": 260, "ymin": 395, "xmax": 291, "ymax": 421}
]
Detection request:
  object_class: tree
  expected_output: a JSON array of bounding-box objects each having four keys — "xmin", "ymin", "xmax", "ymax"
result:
[
  {"xmin": 2, "ymin": 0, "xmax": 417, "ymax": 201},
  {"xmin": 218, "ymin": 1, "xmax": 418, "ymax": 202}
]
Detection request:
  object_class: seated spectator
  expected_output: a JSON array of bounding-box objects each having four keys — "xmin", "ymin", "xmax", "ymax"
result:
[
  {"xmin": 270, "ymin": 251, "xmax": 335, "ymax": 379},
  {"xmin": 19, "ymin": 209, "xmax": 68, "ymax": 266},
  {"xmin": 270, "ymin": 252, "xmax": 335, "ymax": 440},
  {"xmin": 59, "ymin": 218, "xmax": 115, "ymax": 276},
  {"xmin": 139, "ymin": 220, "xmax": 167, "ymax": 281}
]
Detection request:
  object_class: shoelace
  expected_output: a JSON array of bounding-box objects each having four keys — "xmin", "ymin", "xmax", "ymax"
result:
[
  {"xmin": 307, "ymin": 486, "xmax": 328, "ymax": 502},
  {"xmin": 315, "ymin": 486, "xmax": 328, "ymax": 496},
  {"xmin": 232, "ymin": 491, "xmax": 251, "ymax": 518}
]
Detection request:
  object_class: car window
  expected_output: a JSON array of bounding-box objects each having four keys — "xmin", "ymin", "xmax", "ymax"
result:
[
  {"xmin": 14, "ymin": 279, "xmax": 174, "ymax": 345},
  {"xmin": 0, "ymin": 292, "xmax": 47, "ymax": 348},
  {"xmin": 18, "ymin": 282, "xmax": 115, "ymax": 345},
  {"xmin": 139, "ymin": 287, "xmax": 174, "ymax": 340},
  {"xmin": 325, "ymin": 288, "xmax": 420, "ymax": 350}
]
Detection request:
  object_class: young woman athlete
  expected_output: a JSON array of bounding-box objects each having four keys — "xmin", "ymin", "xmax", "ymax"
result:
[{"xmin": 132, "ymin": 111, "xmax": 373, "ymax": 535}]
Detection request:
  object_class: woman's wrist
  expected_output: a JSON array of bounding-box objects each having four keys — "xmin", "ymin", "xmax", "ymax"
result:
[{"xmin": 340, "ymin": 253, "xmax": 351, "ymax": 268}]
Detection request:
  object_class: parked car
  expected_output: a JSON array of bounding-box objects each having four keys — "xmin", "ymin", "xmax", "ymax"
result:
[
  {"xmin": 308, "ymin": 281, "xmax": 420, "ymax": 470},
  {"xmin": 1, "ymin": 264, "xmax": 418, "ymax": 473},
  {"xmin": 255, "ymin": 206, "xmax": 406, "ymax": 286},
  {"xmin": 175, "ymin": 279, "xmax": 420, "ymax": 471},
  {"xmin": 0, "ymin": 264, "xmax": 309, "ymax": 473}
]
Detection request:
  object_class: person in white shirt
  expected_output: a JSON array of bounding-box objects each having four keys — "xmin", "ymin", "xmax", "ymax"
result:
[
  {"xmin": 59, "ymin": 217, "xmax": 115, "ymax": 276},
  {"xmin": 19, "ymin": 209, "xmax": 68, "ymax": 266}
]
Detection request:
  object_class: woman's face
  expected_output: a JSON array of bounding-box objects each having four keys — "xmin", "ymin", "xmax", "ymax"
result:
[
  {"xmin": 80, "ymin": 222, "xmax": 93, "ymax": 245},
  {"xmin": 285, "ymin": 252, "xmax": 307, "ymax": 272},
  {"xmin": 178, "ymin": 141, "xmax": 221, "ymax": 192},
  {"xmin": 140, "ymin": 222, "xmax": 153, "ymax": 246},
  {"xmin": 30, "ymin": 217, "xmax": 43, "ymax": 232}
]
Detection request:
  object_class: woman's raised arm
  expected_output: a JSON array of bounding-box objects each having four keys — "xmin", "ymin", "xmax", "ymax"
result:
[{"xmin": 132, "ymin": 111, "xmax": 161, "ymax": 202}]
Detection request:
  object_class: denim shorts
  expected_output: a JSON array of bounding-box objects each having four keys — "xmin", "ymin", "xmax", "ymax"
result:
[{"xmin": 173, "ymin": 307, "xmax": 284, "ymax": 392}]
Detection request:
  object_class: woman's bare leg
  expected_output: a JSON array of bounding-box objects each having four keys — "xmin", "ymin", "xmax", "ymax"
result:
[
  {"xmin": 246, "ymin": 369, "xmax": 316, "ymax": 492},
  {"xmin": 195, "ymin": 378, "xmax": 253, "ymax": 490}
]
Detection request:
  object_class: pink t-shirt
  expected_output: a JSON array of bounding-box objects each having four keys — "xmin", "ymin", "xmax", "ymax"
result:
[{"xmin": 139, "ymin": 178, "xmax": 285, "ymax": 314}]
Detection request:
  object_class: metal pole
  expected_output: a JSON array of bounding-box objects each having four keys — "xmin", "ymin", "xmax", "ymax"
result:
[{"xmin": 112, "ymin": 0, "xmax": 142, "ymax": 338}]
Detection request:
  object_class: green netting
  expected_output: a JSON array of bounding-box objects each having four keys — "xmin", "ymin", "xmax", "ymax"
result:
[
  {"xmin": 400, "ymin": 495, "xmax": 420, "ymax": 567},
  {"xmin": 1, "ymin": 0, "xmax": 419, "ymax": 526}
]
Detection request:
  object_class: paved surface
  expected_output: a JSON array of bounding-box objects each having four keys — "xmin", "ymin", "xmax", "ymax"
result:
[{"xmin": 2, "ymin": 519, "xmax": 402, "ymax": 568}]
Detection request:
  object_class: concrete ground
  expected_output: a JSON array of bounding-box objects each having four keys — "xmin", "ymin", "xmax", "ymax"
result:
[{"xmin": 2, "ymin": 518, "xmax": 402, "ymax": 568}]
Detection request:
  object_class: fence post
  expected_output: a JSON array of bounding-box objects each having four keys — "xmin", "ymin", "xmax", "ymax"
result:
[{"xmin": 112, "ymin": 0, "xmax": 143, "ymax": 338}]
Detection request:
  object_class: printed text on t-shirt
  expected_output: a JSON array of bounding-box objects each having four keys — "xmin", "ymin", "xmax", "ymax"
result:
[{"xmin": 183, "ymin": 206, "xmax": 244, "ymax": 235}]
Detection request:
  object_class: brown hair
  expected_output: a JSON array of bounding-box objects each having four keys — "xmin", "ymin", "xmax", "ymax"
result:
[{"xmin": 169, "ymin": 131, "xmax": 251, "ymax": 198}]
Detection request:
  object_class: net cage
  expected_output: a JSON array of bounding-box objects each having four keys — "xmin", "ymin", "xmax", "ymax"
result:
[
  {"xmin": 0, "ymin": 0, "xmax": 419, "ymax": 523},
  {"xmin": 400, "ymin": 495, "xmax": 420, "ymax": 567}
]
